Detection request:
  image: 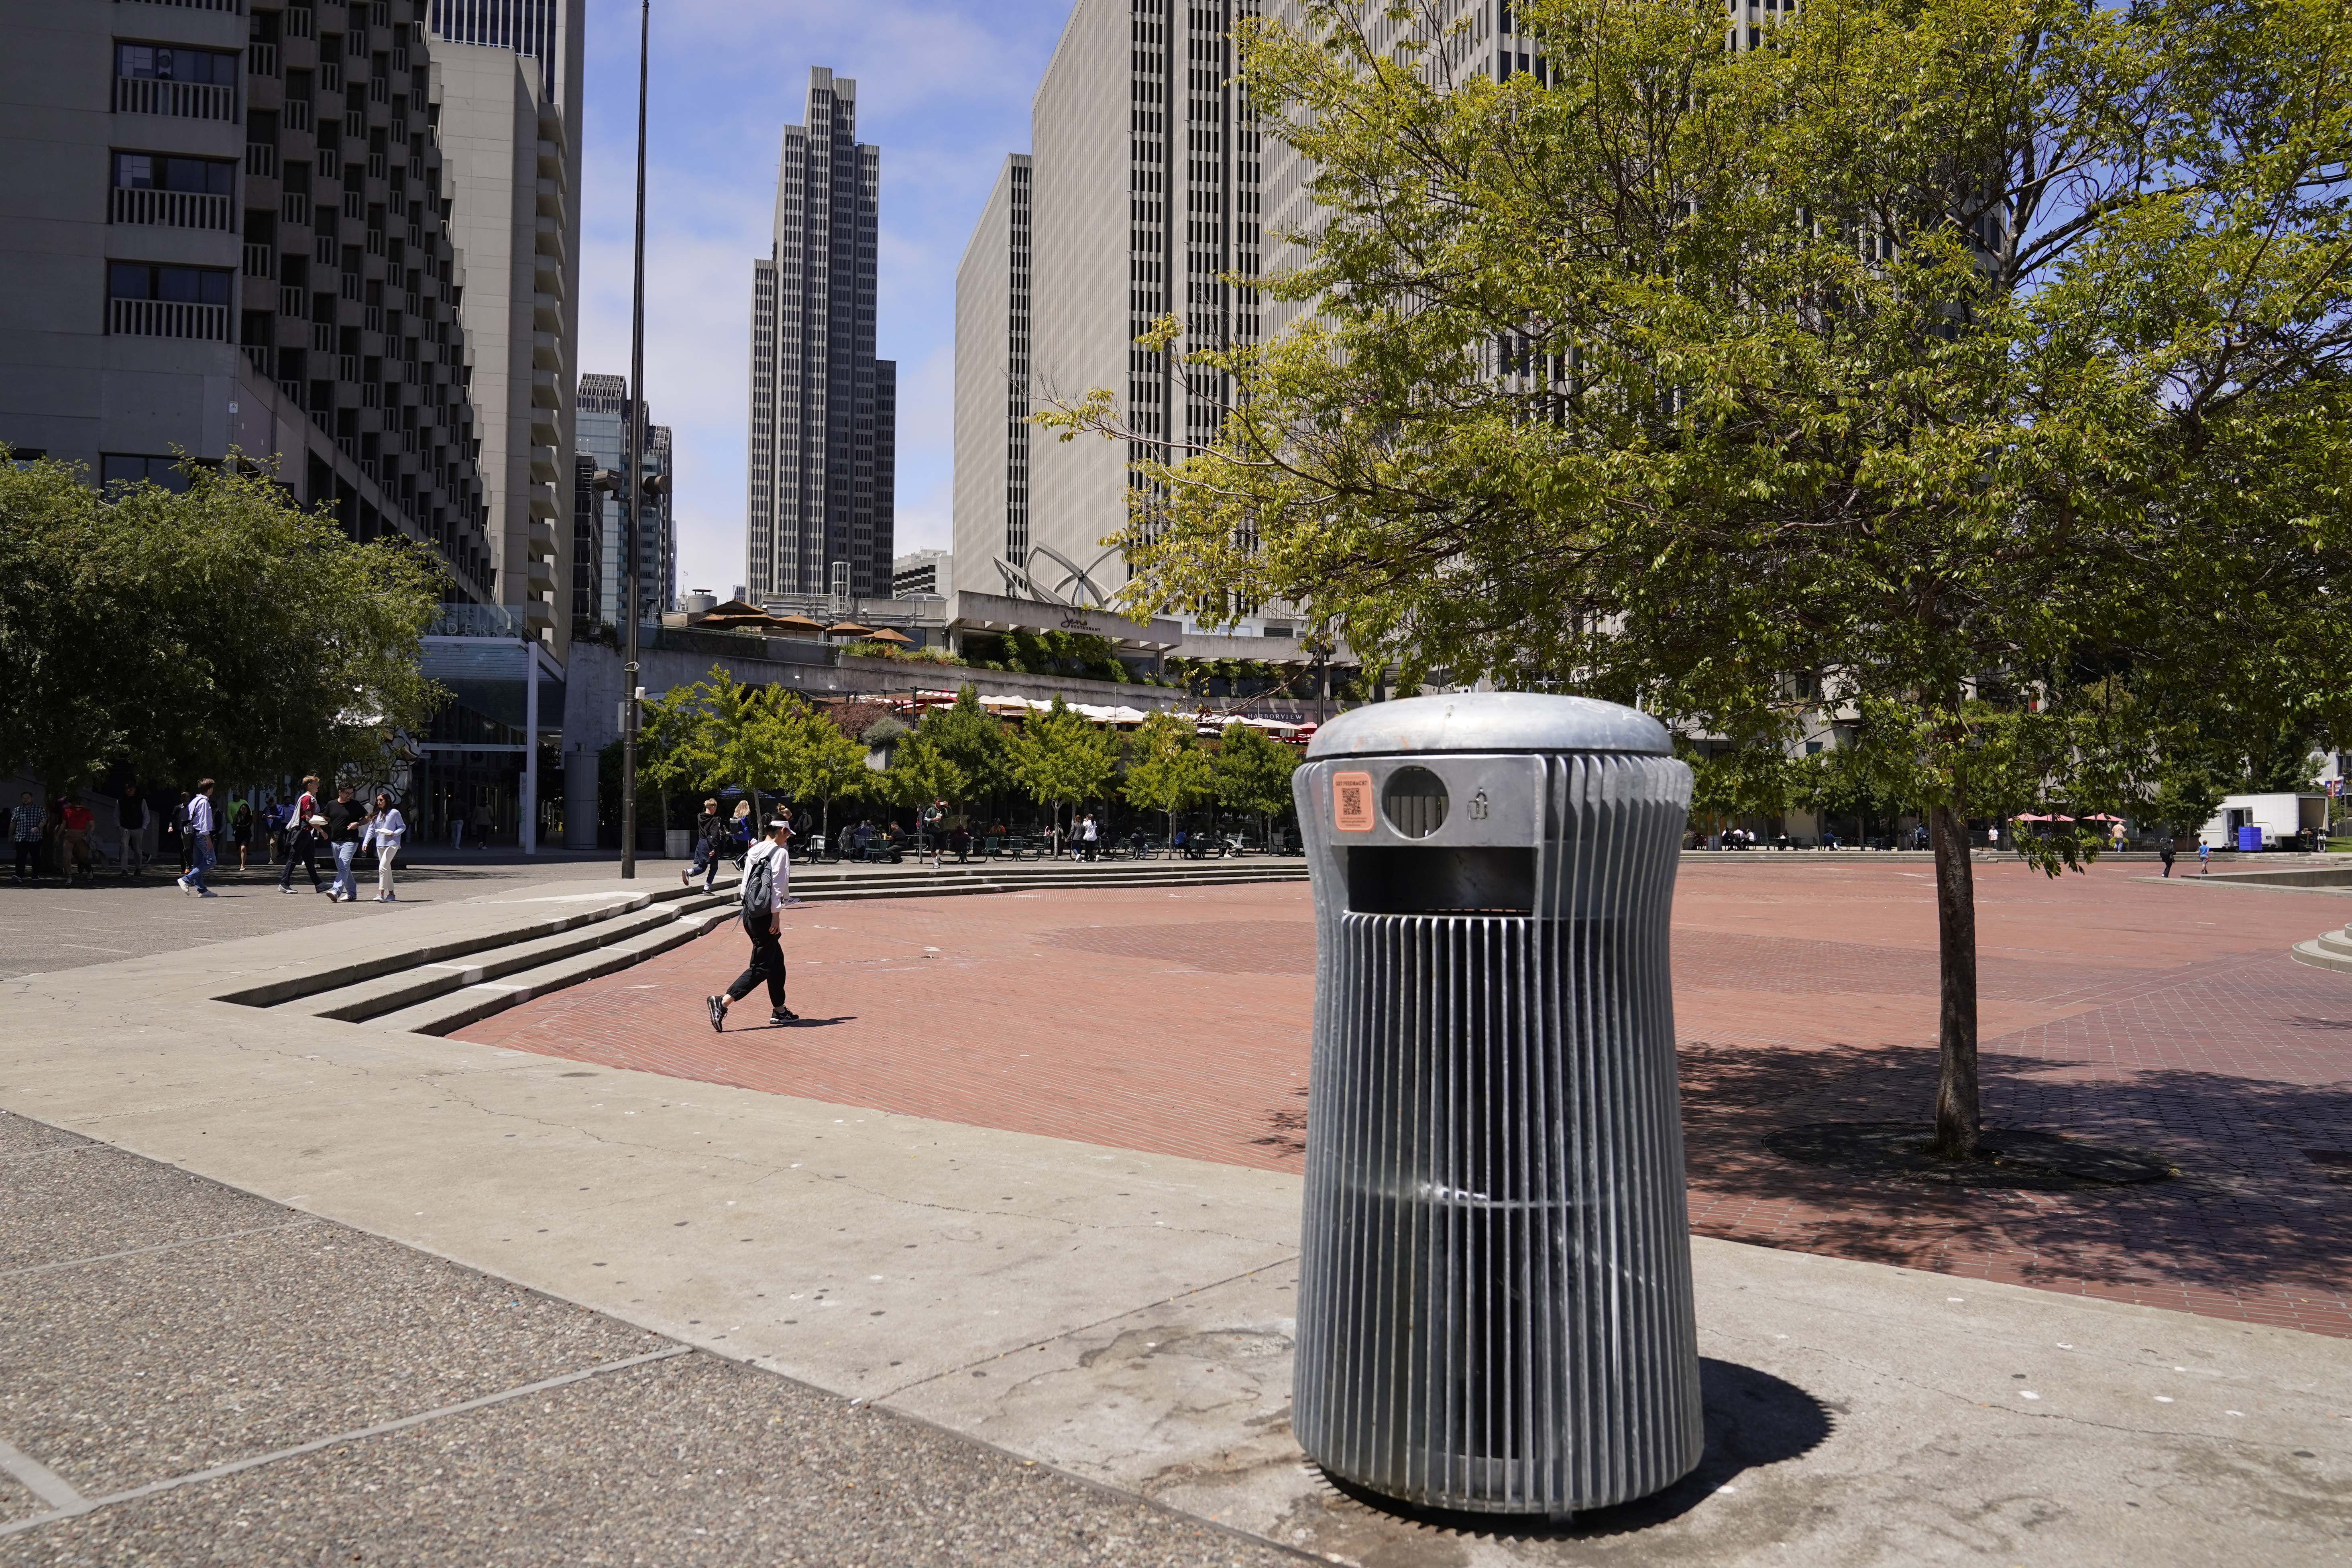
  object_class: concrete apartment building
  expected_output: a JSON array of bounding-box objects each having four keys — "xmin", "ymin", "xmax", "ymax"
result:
[
  {"xmin": 574, "ymin": 370, "xmax": 675, "ymax": 633},
  {"xmin": 953, "ymin": 0, "xmax": 1274, "ymax": 625},
  {"xmin": 0, "ymin": 0, "xmax": 511, "ymax": 608},
  {"xmin": 428, "ymin": 0, "xmax": 584, "ymax": 655},
  {"xmin": 745, "ymin": 68, "xmax": 896, "ymax": 604}
]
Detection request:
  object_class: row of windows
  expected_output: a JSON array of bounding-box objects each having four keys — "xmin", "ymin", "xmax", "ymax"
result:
[
  {"xmin": 109, "ymin": 261, "xmax": 234, "ymax": 307},
  {"xmin": 116, "ymin": 44, "xmax": 238, "ymax": 84},
  {"xmin": 113, "ymin": 152, "xmax": 236, "ymax": 196}
]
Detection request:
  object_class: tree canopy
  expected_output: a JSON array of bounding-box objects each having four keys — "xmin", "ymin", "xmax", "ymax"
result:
[
  {"xmin": 0, "ymin": 449, "xmax": 445, "ymax": 790},
  {"xmin": 1007, "ymin": 695, "xmax": 1118, "ymax": 839},
  {"xmin": 1042, "ymin": 0, "xmax": 2352, "ymax": 1155},
  {"xmin": 1124, "ymin": 710, "xmax": 1216, "ymax": 836}
]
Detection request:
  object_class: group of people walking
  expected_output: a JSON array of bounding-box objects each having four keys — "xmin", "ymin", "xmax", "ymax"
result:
[
  {"xmin": 10, "ymin": 776, "xmax": 407, "ymax": 902},
  {"xmin": 263, "ymin": 776, "xmax": 407, "ymax": 902}
]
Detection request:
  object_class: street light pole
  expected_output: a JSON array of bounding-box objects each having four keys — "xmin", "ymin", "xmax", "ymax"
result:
[{"xmin": 620, "ymin": 0, "xmax": 650, "ymax": 878}]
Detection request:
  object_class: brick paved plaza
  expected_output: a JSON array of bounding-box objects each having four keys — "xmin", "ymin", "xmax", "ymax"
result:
[{"xmin": 457, "ymin": 859, "xmax": 2352, "ymax": 1340}]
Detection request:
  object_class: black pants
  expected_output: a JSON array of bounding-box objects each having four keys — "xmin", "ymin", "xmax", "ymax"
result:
[
  {"xmin": 12, "ymin": 842, "xmax": 35, "ymax": 879},
  {"xmin": 279, "ymin": 831, "xmax": 323, "ymax": 890},
  {"xmin": 726, "ymin": 916, "xmax": 786, "ymax": 1011}
]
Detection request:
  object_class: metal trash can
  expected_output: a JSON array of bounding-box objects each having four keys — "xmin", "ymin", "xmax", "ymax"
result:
[{"xmin": 1291, "ymin": 692, "xmax": 1703, "ymax": 1514}]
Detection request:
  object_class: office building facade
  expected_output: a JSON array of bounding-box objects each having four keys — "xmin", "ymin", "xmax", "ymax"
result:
[
  {"xmin": 0, "ymin": 0, "xmax": 508, "ymax": 604},
  {"xmin": 891, "ymin": 547, "xmax": 951, "ymax": 600},
  {"xmin": 745, "ymin": 68, "xmax": 896, "ymax": 603},
  {"xmin": 576, "ymin": 371, "xmax": 674, "ymax": 631},
  {"xmin": 951, "ymin": 154, "xmax": 1030, "ymax": 601},
  {"xmin": 953, "ymin": 0, "xmax": 1268, "ymax": 614},
  {"xmin": 428, "ymin": 0, "xmax": 584, "ymax": 653}
]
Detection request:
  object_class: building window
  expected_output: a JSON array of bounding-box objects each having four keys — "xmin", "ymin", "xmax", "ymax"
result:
[
  {"xmin": 113, "ymin": 43, "xmax": 240, "ymax": 120},
  {"xmin": 106, "ymin": 261, "xmax": 233, "ymax": 340},
  {"xmin": 110, "ymin": 150, "xmax": 238, "ymax": 229},
  {"xmin": 100, "ymin": 454, "xmax": 203, "ymax": 493}
]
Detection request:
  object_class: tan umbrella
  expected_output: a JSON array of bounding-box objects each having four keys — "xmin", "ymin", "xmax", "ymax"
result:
[
  {"xmin": 865, "ymin": 626, "xmax": 915, "ymax": 645},
  {"xmin": 768, "ymin": 613, "xmax": 825, "ymax": 632},
  {"xmin": 827, "ymin": 621, "xmax": 875, "ymax": 637}
]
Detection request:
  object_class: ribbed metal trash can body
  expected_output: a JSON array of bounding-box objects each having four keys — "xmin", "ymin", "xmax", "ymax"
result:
[{"xmin": 1293, "ymin": 694, "xmax": 1702, "ymax": 1513}]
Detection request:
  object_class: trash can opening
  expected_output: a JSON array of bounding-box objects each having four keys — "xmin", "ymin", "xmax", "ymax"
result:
[
  {"xmin": 1347, "ymin": 845, "xmax": 1534, "ymax": 914},
  {"xmin": 1383, "ymin": 766, "xmax": 1450, "ymax": 837}
]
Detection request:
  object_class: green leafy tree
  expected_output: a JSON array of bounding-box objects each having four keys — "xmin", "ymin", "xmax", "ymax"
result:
[
  {"xmin": 780, "ymin": 700, "xmax": 873, "ymax": 842},
  {"xmin": 0, "ymin": 449, "xmax": 444, "ymax": 790},
  {"xmin": 1124, "ymin": 710, "xmax": 1215, "ymax": 842},
  {"xmin": 1006, "ymin": 695, "xmax": 1117, "ymax": 845},
  {"xmin": 1040, "ymin": 0, "xmax": 2352, "ymax": 1157},
  {"xmin": 882, "ymin": 730, "xmax": 969, "ymax": 817},
  {"xmin": 1212, "ymin": 722, "xmax": 1301, "ymax": 845},
  {"xmin": 919, "ymin": 686, "xmax": 1014, "ymax": 805}
]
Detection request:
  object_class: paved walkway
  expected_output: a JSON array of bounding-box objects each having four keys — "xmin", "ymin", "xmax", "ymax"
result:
[
  {"xmin": 0, "ymin": 1112, "xmax": 1289, "ymax": 1567},
  {"xmin": 455, "ymin": 861, "xmax": 2352, "ymax": 1339},
  {"xmin": 4, "ymin": 863, "xmax": 2348, "ymax": 1563}
]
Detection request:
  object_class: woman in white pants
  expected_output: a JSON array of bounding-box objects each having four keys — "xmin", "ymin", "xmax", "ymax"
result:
[{"xmin": 369, "ymin": 793, "xmax": 406, "ymax": 902}]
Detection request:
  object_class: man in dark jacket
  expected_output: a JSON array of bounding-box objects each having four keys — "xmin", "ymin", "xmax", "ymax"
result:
[
  {"xmin": 682, "ymin": 798, "xmax": 731, "ymax": 894},
  {"xmin": 324, "ymin": 785, "xmax": 365, "ymax": 903},
  {"xmin": 114, "ymin": 783, "xmax": 149, "ymax": 877},
  {"xmin": 2160, "ymin": 839, "xmax": 2177, "ymax": 877}
]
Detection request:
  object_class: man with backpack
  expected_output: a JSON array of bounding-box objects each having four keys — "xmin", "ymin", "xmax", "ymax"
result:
[{"xmin": 707, "ymin": 816, "xmax": 795, "ymax": 1031}]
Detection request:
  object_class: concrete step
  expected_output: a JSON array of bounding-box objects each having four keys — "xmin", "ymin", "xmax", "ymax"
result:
[
  {"xmin": 2313, "ymin": 928, "xmax": 2352, "ymax": 959},
  {"xmin": 366, "ymin": 906, "xmax": 729, "ymax": 1036},
  {"xmin": 2289, "ymin": 937, "xmax": 2352, "ymax": 974},
  {"xmin": 287, "ymin": 901, "xmax": 693, "ymax": 1021}
]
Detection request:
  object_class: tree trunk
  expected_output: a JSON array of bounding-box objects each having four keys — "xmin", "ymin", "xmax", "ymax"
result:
[{"xmin": 1928, "ymin": 803, "xmax": 1981, "ymax": 1157}]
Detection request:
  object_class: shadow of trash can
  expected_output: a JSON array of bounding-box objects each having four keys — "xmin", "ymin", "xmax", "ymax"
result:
[{"xmin": 1291, "ymin": 692, "xmax": 1703, "ymax": 1516}]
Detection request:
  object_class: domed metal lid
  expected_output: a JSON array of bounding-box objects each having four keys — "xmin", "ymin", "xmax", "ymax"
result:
[{"xmin": 1305, "ymin": 692, "xmax": 1671, "ymax": 759}]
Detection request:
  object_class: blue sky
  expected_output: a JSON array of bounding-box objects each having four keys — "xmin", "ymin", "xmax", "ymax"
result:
[{"xmin": 571, "ymin": 1, "xmax": 1075, "ymax": 596}]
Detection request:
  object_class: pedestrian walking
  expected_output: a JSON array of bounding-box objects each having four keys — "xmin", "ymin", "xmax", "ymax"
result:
[
  {"xmin": 177, "ymin": 780, "xmax": 220, "ymax": 897},
  {"xmin": 114, "ymin": 782, "xmax": 149, "ymax": 877},
  {"xmin": 450, "ymin": 804, "xmax": 465, "ymax": 850},
  {"xmin": 1077, "ymin": 811, "xmax": 1100, "ymax": 862},
  {"xmin": 58, "ymin": 798, "xmax": 96, "ymax": 885},
  {"xmin": 920, "ymin": 798, "xmax": 947, "ymax": 867},
  {"xmin": 279, "ymin": 776, "xmax": 325, "ymax": 894},
  {"xmin": 167, "ymin": 790, "xmax": 191, "ymax": 873},
  {"xmin": 367, "ymin": 792, "xmax": 405, "ymax": 901},
  {"xmin": 2198, "ymin": 840, "xmax": 2211, "ymax": 876},
  {"xmin": 10, "ymin": 791, "xmax": 44, "ymax": 882},
  {"xmin": 683, "ymin": 798, "xmax": 730, "ymax": 893},
  {"xmin": 324, "ymin": 784, "xmax": 365, "ymax": 902},
  {"xmin": 2160, "ymin": 840, "xmax": 2176, "ymax": 877},
  {"xmin": 229, "ymin": 795, "xmax": 254, "ymax": 870},
  {"xmin": 707, "ymin": 815, "xmax": 795, "ymax": 1030}
]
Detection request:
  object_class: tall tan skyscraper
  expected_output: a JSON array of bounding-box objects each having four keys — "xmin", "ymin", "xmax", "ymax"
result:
[
  {"xmin": 747, "ymin": 68, "xmax": 896, "ymax": 602},
  {"xmin": 429, "ymin": 0, "xmax": 584, "ymax": 654},
  {"xmin": 956, "ymin": 0, "xmax": 1268, "ymax": 610}
]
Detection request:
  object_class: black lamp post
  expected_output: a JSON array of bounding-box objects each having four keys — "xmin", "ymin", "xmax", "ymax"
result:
[{"xmin": 619, "ymin": 0, "xmax": 652, "ymax": 878}]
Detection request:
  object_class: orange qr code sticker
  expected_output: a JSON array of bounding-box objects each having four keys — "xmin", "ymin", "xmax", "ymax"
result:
[{"xmin": 1332, "ymin": 771, "xmax": 1375, "ymax": 833}]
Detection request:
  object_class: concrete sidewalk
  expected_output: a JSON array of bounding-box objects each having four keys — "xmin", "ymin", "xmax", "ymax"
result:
[{"xmin": 2, "ymin": 882, "xmax": 2346, "ymax": 1564}]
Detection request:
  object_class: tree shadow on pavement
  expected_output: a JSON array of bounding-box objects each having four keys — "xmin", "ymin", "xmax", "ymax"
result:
[
  {"xmin": 1317, "ymin": 1358, "xmax": 1832, "ymax": 1540},
  {"xmin": 1680, "ymin": 1039, "xmax": 2352, "ymax": 1299}
]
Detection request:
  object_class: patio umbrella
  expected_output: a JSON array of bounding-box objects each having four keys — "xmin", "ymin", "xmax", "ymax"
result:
[
  {"xmin": 826, "ymin": 621, "xmax": 875, "ymax": 637},
  {"xmin": 865, "ymin": 627, "xmax": 916, "ymax": 645},
  {"xmin": 2080, "ymin": 813, "xmax": 2124, "ymax": 821},
  {"xmin": 768, "ymin": 613, "xmax": 825, "ymax": 633}
]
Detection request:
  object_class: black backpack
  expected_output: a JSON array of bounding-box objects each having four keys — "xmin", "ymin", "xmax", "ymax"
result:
[{"xmin": 740, "ymin": 849, "xmax": 775, "ymax": 918}]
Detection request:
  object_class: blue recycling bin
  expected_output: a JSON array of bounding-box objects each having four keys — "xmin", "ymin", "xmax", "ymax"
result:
[{"xmin": 2236, "ymin": 824, "xmax": 2262, "ymax": 852}]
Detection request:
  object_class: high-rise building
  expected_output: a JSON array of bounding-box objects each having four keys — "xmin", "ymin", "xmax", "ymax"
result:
[
  {"xmin": 951, "ymin": 154, "xmax": 1030, "ymax": 599},
  {"xmin": 428, "ymin": 0, "xmax": 584, "ymax": 654},
  {"xmin": 0, "ymin": 0, "xmax": 503, "ymax": 605},
  {"xmin": 746, "ymin": 68, "xmax": 896, "ymax": 603},
  {"xmin": 1258, "ymin": 1, "xmax": 1519, "ymax": 341},
  {"xmin": 954, "ymin": 0, "xmax": 1268, "ymax": 611},
  {"xmin": 576, "ymin": 371, "xmax": 674, "ymax": 629}
]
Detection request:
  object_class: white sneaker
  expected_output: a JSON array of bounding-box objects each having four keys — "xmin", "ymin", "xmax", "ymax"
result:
[{"xmin": 175, "ymin": 877, "xmax": 192, "ymax": 896}]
